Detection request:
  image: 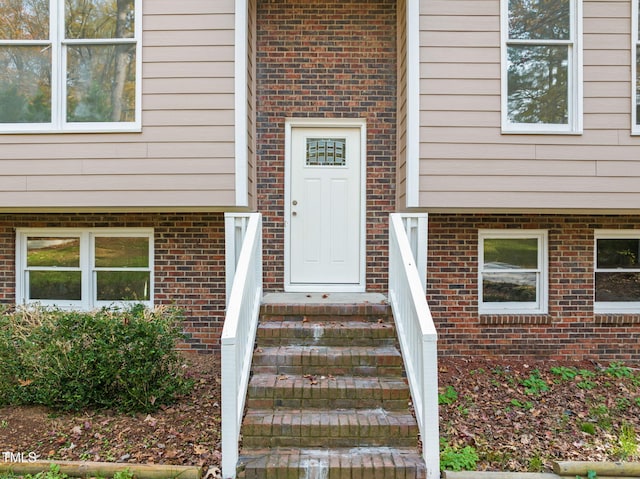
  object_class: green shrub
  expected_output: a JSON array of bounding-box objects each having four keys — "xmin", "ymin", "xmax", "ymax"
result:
[{"xmin": 0, "ymin": 304, "xmax": 193, "ymax": 412}]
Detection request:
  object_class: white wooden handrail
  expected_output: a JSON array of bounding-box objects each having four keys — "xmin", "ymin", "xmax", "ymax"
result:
[
  {"xmin": 221, "ymin": 213, "xmax": 262, "ymax": 479},
  {"xmin": 389, "ymin": 213, "xmax": 440, "ymax": 479}
]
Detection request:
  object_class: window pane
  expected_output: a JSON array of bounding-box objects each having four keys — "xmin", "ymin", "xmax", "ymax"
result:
[
  {"xmin": 508, "ymin": 0, "xmax": 570, "ymax": 40},
  {"xmin": 636, "ymin": 46, "xmax": 640, "ymax": 125},
  {"xmin": 508, "ymin": 45, "xmax": 569, "ymax": 124},
  {"xmin": 596, "ymin": 272, "xmax": 640, "ymax": 302},
  {"xmin": 484, "ymin": 238, "xmax": 538, "ymax": 269},
  {"xmin": 483, "ymin": 272, "xmax": 537, "ymax": 302},
  {"xmin": 67, "ymin": 44, "xmax": 136, "ymax": 122},
  {"xmin": 0, "ymin": 0, "xmax": 49, "ymax": 40},
  {"xmin": 306, "ymin": 138, "xmax": 346, "ymax": 166},
  {"xmin": 95, "ymin": 236, "xmax": 149, "ymax": 267},
  {"xmin": 66, "ymin": 0, "xmax": 135, "ymax": 39},
  {"xmin": 29, "ymin": 271, "xmax": 82, "ymax": 300},
  {"xmin": 597, "ymin": 239, "xmax": 640, "ymax": 269},
  {"xmin": 97, "ymin": 271, "xmax": 150, "ymax": 301},
  {"xmin": 0, "ymin": 47, "xmax": 51, "ymax": 123},
  {"xmin": 27, "ymin": 237, "xmax": 80, "ymax": 267}
]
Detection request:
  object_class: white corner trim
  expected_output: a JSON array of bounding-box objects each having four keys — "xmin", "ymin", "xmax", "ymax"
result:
[
  {"xmin": 234, "ymin": 0, "xmax": 249, "ymax": 207},
  {"xmin": 405, "ymin": 0, "xmax": 420, "ymax": 208}
]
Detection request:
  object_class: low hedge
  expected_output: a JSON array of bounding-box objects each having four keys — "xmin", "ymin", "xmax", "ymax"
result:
[{"xmin": 0, "ymin": 304, "xmax": 193, "ymax": 412}]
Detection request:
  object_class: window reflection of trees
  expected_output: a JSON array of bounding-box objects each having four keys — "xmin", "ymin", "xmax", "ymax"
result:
[
  {"xmin": 507, "ymin": 0, "xmax": 571, "ymax": 125},
  {"xmin": 0, "ymin": 0, "xmax": 136, "ymax": 124}
]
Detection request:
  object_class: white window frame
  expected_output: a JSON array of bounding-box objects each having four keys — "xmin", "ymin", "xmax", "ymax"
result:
[
  {"xmin": 16, "ymin": 228, "xmax": 153, "ymax": 309},
  {"xmin": 478, "ymin": 230, "xmax": 548, "ymax": 314},
  {"xmin": 633, "ymin": 0, "xmax": 640, "ymax": 133},
  {"xmin": 0, "ymin": 0, "xmax": 142, "ymax": 134},
  {"xmin": 594, "ymin": 230, "xmax": 640, "ymax": 313},
  {"xmin": 500, "ymin": 0, "xmax": 583, "ymax": 134}
]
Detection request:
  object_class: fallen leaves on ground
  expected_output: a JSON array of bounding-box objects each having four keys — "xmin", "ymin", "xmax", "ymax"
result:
[
  {"xmin": 439, "ymin": 358, "xmax": 640, "ymax": 472},
  {"xmin": 2, "ymin": 354, "xmax": 640, "ymax": 474}
]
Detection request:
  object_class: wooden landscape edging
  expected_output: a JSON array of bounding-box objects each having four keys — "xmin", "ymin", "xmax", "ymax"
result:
[
  {"xmin": 554, "ymin": 461, "xmax": 640, "ymax": 478},
  {"xmin": 0, "ymin": 460, "xmax": 201, "ymax": 479},
  {"xmin": 444, "ymin": 462, "xmax": 640, "ymax": 479}
]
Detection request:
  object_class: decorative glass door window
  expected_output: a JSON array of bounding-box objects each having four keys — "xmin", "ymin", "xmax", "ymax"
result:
[
  {"xmin": 479, "ymin": 230, "xmax": 548, "ymax": 314},
  {"xmin": 595, "ymin": 232, "xmax": 640, "ymax": 312},
  {"xmin": 306, "ymin": 138, "xmax": 346, "ymax": 166}
]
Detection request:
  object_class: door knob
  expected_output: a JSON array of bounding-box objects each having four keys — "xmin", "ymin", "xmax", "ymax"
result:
[{"xmin": 292, "ymin": 200, "xmax": 298, "ymax": 205}]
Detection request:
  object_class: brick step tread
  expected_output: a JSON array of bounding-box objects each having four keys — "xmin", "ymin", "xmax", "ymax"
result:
[
  {"xmin": 246, "ymin": 373, "xmax": 410, "ymax": 410},
  {"xmin": 238, "ymin": 447, "xmax": 426, "ymax": 479},
  {"xmin": 256, "ymin": 320, "xmax": 397, "ymax": 345},
  {"xmin": 241, "ymin": 409, "xmax": 419, "ymax": 448},
  {"xmin": 252, "ymin": 345, "xmax": 403, "ymax": 366},
  {"xmin": 260, "ymin": 301, "xmax": 391, "ymax": 318}
]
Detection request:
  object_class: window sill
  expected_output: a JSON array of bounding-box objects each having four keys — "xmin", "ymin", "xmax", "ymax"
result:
[
  {"xmin": 479, "ymin": 314, "xmax": 552, "ymax": 325},
  {"xmin": 595, "ymin": 314, "xmax": 640, "ymax": 325}
]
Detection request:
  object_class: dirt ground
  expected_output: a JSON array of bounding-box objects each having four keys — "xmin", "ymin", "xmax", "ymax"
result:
[
  {"xmin": 0, "ymin": 354, "xmax": 221, "ymax": 471},
  {"xmin": 1, "ymin": 355, "xmax": 640, "ymax": 474}
]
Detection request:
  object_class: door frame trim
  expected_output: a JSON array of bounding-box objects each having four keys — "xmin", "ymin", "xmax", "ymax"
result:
[{"xmin": 284, "ymin": 118, "xmax": 367, "ymax": 292}]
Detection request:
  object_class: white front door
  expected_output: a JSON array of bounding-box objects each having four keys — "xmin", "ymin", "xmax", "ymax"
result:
[{"xmin": 286, "ymin": 122, "xmax": 364, "ymax": 291}]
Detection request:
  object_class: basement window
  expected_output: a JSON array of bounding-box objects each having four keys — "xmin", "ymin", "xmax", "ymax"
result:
[
  {"xmin": 595, "ymin": 231, "xmax": 640, "ymax": 313},
  {"xmin": 478, "ymin": 230, "xmax": 548, "ymax": 314},
  {"xmin": 16, "ymin": 228, "xmax": 153, "ymax": 309}
]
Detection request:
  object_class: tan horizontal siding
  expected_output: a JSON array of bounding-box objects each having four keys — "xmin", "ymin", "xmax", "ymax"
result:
[
  {"xmin": 396, "ymin": 0, "xmax": 408, "ymax": 209},
  {"xmin": 0, "ymin": 0, "xmax": 238, "ymax": 210},
  {"xmin": 418, "ymin": 0, "xmax": 640, "ymax": 212}
]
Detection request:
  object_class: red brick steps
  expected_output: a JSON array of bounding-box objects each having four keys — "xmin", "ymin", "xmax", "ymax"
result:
[
  {"xmin": 246, "ymin": 373, "xmax": 410, "ymax": 410},
  {"xmin": 242, "ymin": 409, "xmax": 419, "ymax": 448},
  {"xmin": 251, "ymin": 345, "xmax": 404, "ymax": 376},
  {"xmin": 238, "ymin": 447, "xmax": 427, "ymax": 479},
  {"xmin": 237, "ymin": 296, "xmax": 426, "ymax": 478}
]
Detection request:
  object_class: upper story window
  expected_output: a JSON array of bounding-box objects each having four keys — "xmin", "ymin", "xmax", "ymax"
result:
[
  {"xmin": 595, "ymin": 231, "xmax": 640, "ymax": 313},
  {"xmin": 16, "ymin": 228, "xmax": 153, "ymax": 309},
  {"xmin": 501, "ymin": 0, "xmax": 582, "ymax": 133},
  {"xmin": 0, "ymin": 0, "xmax": 141, "ymax": 134},
  {"xmin": 479, "ymin": 230, "xmax": 548, "ymax": 314}
]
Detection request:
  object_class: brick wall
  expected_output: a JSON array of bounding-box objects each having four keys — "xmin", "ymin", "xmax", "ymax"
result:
[
  {"xmin": 429, "ymin": 214, "xmax": 640, "ymax": 362},
  {"xmin": 0, "ymin": 213, "xmax": 226, "ymax": 353},
  {"xmin": 256, "ymin": 0, "xmax": 397, "ymax": 291}
]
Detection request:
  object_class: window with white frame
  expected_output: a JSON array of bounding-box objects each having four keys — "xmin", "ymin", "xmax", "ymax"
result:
[
  {"xmin": 479, "ymin": 230, "xmax": 548, "ymax": 314},
  {"xmin": 595, "ymin": 231, "xmax": 640, "ymax": 313},
  {"xmin": 16, "ymin": 229, "xmax": 153, "ymax": 308},
  {"xmin": 0, "ymin": 0, "xmax": 141, "ymax": 133},
  {"xmin": 502, "ymin": 0, "xmax": 581, "ymax": 133}
]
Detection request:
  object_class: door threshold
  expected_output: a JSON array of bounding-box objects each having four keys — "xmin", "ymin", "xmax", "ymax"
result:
[{"xmin": 263, "ymin": 292, "xmax": 387, "ymax": 305}]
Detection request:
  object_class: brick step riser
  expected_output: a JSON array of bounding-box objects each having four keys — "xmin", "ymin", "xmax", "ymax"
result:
[
  {"xmin": 246, "ymin": 376, "xmax": 410, "ymax": 410},
  {"xmin": 242, "ymin": 435, "xmax": 418, "ymax": 448},
  {"xmin": 242, "ymin": 410, "xmax": 419, "ymax": 449},
  {"xmin": 240, "ymin": 466, "xmax": 424, "ymax": 479},
  {"xmin": 237, "ymin": 447, "xmax": 427, "ymax": 479},
  {"xmin": 257, "ymin": 323, "xmax": 396, "ymax": 344}
]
